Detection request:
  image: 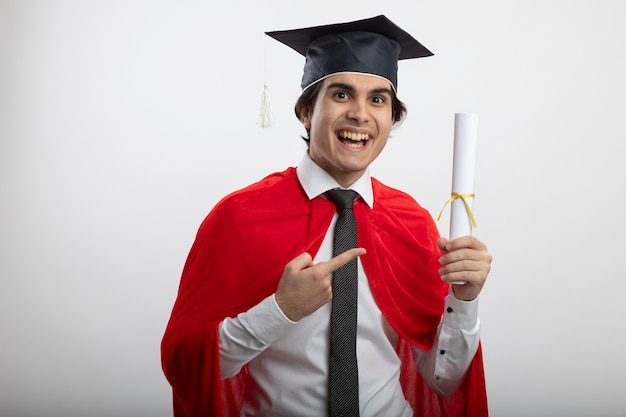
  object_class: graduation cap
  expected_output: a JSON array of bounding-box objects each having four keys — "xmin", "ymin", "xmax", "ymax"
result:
[{"xmin": 265, "ymin": 15, "xmax": 433, "ymax": 92}]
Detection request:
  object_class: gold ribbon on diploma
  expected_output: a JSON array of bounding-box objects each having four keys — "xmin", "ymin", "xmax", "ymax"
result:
[{"xmin": 437, "ymin": 192, "xmax": 477, "ymax": 228}]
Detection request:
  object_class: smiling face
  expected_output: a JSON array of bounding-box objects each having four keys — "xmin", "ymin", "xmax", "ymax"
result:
[{"xmin": 299, "ymin": 73, "xmax": 396, "ymax": 188}]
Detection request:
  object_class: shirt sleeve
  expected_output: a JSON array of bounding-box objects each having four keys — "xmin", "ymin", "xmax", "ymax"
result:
[
  {"xmin": 218, "ymin": 294, "xmax": 297, "ymax": 379},
  {"xmin": 412, "ymin": 292, "xmax": 481, "ymax": 397}
]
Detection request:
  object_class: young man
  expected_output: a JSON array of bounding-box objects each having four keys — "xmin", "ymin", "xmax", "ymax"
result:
[{"xmin": 162, "ymin": 15, "xmax": 492, "ymax": 417}]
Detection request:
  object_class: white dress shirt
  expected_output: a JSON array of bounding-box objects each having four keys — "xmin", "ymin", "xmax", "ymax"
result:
[{"xmin": 219, "ymin": 153, "xmax": 480, "ymax": 417}]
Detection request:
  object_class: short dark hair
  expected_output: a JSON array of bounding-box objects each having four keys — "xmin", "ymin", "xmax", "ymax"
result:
[{"xmin": 294, "ymin": 80, "xmax": 407, "ymax": 145}]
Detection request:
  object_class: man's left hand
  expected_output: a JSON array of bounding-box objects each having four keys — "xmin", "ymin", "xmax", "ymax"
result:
[{"xmin": 437, "ymin": 236, "xmax": 492, "ymax": 301}]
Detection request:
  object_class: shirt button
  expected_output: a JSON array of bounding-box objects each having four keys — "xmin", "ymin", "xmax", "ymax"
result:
[
  {"xmin": 440, "ymin": 349, "xmax": 446, "ymax": 355},
  {"xmin": 446, "ymin": 306, "xmax": 453, "ymax": 313}
]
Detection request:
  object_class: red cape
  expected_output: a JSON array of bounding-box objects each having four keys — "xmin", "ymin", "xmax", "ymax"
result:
[{"xmin": 161, "ymin": 167, "xmax": 488, "ymax": 417}]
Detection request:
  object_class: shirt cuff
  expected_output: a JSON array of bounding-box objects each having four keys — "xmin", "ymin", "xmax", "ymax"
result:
[
  {"xmin": 440, "ymin": 292, "xmax": 480, "ymax": 330},
  {"xmin": 239, "ymin": 294, "xmax": 297, "ymax": 344}
]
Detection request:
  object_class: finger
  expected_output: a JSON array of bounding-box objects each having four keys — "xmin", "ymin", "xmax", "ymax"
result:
[
  {"xmin": 445, "ymin": 235, "xmax": 487, "ymax": 252},
  {"xmin": 287, "ymin": 252, "xmax": 315, "ymax": 270},
  {"xmin": 440, "ymin": 248, "xmax": 490, "ymax": 266},
  {"xmin": 442, "ymin": 269, "xmax": 488, "ymax": 287},
  {"xmin": 317, "ymin": 248, "xmax": 366, "ymax": 275},
  {"xmin": 437, "ymin": 237, "xmax": 450, "ymax": 252},
  {"xmin": 440, "ymin": 258, "xmax": 485, "ymax": 275},
  {"xmin": 440, "ymin": 258, "xmax": 491, "ymax": 284}
]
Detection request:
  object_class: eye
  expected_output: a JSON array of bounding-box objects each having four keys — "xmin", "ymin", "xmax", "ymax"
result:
[
  {"xmin": 372, "ymin": 96, "xmax": 385, "ymax": 104},
  {"xmin": 334, "ymin": 91, "xmax": 349, "ymax": 100}
]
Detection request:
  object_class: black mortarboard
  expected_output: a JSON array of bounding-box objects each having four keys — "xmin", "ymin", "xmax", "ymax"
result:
[{"xmin": 265, "ymin": 15, "xmax": 433, "ymax": 91}]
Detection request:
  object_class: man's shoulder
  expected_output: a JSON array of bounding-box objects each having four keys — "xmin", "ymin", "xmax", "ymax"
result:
[
  {"xmin": 371, "ymin": 177, "xmax": 421, "ymax": 208},
  {"xmin": 223, "ymin": 166, "xmax": 292, "ymax": 192},
  {"xmin": 368, "ymin": 177, "xmax": 440, "ymax": 244},
  {"xmin": 370, "ymin": 177, "xmax": 435, "ymax": 223},
  {"xmin": 214, "ymin": 167, "xmax": 303, "ymax": 212}
]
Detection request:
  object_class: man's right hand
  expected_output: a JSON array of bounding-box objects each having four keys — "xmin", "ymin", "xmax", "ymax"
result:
[{"xmin": 274, "ymin": 248, "xmax": 366, "ymax": 322}]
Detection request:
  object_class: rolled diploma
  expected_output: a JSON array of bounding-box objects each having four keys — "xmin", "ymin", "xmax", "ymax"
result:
[{"xmin": 449, "ymin": 113, "xmax": 479, "ymax": 284}]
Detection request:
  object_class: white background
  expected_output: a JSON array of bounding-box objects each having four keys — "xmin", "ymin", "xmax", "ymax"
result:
[{"xmin": 1, "ymin": 1, "xmax": 625, "ymax": 416}]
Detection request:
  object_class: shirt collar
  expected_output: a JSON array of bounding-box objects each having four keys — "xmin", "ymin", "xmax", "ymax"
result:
[{"xmin": 296, "ymin": 151, "xmax": 374, "ymax": 208}]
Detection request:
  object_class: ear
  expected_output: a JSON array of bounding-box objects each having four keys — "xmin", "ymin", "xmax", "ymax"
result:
[{"xmin": 298, "ymin": 104, "xmax": 312, "ymax": 129}]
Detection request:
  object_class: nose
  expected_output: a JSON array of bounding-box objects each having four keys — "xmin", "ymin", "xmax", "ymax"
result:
[{"xmin": 346, "ymin": 99, "xmax": 369, "ymax": 124}]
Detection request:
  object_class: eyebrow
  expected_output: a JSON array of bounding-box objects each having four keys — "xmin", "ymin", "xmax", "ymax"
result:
[{"xmin": 325, "ymin": 82, "xmax": 393, "ymax": 97}]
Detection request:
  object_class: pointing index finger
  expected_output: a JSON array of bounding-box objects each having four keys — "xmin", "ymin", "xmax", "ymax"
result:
[{"xmin": 317, "ymin": 248, "xmax": 366, "ymax": 275}]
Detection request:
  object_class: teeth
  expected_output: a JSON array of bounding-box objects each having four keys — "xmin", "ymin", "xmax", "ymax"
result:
[{"xmin": 339, "ymin": 131, "xmax": 369, "ymax": 141}]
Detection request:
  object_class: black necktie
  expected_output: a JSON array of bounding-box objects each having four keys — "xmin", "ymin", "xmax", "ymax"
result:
[{"xmin": 326, "ymin": 189, "xmax": 360, "ymax": 417}]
